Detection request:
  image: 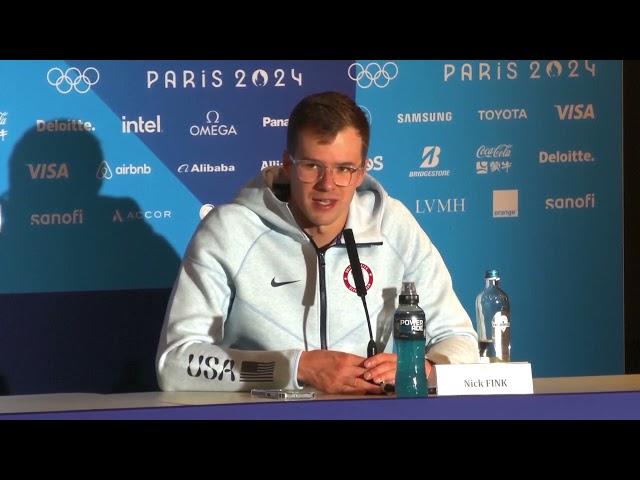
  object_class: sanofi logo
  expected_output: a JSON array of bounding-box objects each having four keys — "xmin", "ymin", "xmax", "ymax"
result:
[
  {"xmin": 31, "ymin": 209, "xmax": 84, "ymax": 226},
  {"xmin": 545, "ymin": 193, "xmax": 596, "ymax": 209}
]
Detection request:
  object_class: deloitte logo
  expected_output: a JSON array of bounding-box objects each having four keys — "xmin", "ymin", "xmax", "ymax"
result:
[
  {"xmin": 36, "ymin": 119, "xmax": 94, "ymax": 132},
  {"xmin": 97, "ymin": 161, "xmax": 151, "ymax": 180}
]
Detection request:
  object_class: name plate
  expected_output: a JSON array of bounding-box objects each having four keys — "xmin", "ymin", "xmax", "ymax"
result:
[{"xmin": 433, "ymin": 362, "xmax": 533, "ymax": 396}]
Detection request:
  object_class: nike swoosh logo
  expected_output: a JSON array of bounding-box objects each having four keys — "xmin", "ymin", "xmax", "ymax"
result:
[{"xmin": 271, "ymin": 277, "xmax": 301, "ymax": 287}]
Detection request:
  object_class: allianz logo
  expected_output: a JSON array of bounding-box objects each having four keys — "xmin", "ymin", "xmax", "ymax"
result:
[
  {"xmin": 262, "ymin": 116, "xmax": 288, "ymax": 127},
  {"xmin": 261, "ymin": 160, "xmax": 282, "ymax": 170},
  {"xmin": 36, "ymin": 119, "xmax": 94, "ymax": 132},
  {"xmin": 97, "ymin": 160, "xmax": 151, "ymax": 180},
  {"xmin": 112, "ymin": 209, "xmax": 172, "ymax": 222},
  {"xmin": 545, "ymin": 193, "xmax": 595, "ymax": 209},
  {"xmin": 554, "ymin": 104, "xmax": 595, "ymax": 120},
  {"xmin": 121, "ymin": 115, "xmax": 162, "ymax": 134},
  {"xmin": 177, "ymin": 163, "xmax": 236, "ymax": 173},
  {"xmin": 477, "ymin": 108, "xmax": 527, "ymax": 121}
]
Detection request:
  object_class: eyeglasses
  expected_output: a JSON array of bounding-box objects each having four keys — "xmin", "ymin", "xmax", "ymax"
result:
[{"xmin": 289, "ymin": 155, "xmax": 363, "ymax": 187}]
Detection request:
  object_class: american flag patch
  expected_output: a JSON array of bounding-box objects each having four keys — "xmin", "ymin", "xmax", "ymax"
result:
[{"xmin": 239, "ymin": 361, "xmax": 275, "ymax": 382}]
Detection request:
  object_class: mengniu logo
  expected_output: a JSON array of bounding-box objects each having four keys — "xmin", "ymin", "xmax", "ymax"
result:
[{"xmin": 343, "ymin": 263, "xmax": 374, "ymax": 293}]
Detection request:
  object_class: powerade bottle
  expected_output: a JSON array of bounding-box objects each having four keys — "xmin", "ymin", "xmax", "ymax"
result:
[{"xmin": 394, "ymin": 282, "xmax": 427, "ymax": 397}]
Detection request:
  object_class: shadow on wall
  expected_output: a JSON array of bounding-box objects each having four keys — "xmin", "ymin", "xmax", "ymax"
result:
[{"xmin": 0, "ymin": 122, "xmax": 181, "ymax": 394}]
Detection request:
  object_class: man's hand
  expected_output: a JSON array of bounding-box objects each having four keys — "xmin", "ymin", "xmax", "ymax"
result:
[
  {"xmin": 363, "ymin": 353, "xmax": 434, "ymax": 387},
  {"xmin": 297, "ymin": 350, "xmax": 383, "ymax": 395}
]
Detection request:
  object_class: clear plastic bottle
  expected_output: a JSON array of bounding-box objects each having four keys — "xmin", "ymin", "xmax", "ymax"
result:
[
  {"xmin": 394, "ymin": 282, "xmax": 428, "ymax": 397},
  {"xmin": 475, "ymin": 269, "xmax": 511, "ymax": 362}
]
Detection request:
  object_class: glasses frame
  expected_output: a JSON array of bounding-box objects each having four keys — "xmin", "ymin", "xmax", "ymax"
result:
[{"xmin": 288, "ymin": 155, "xmax": 363, "ymax": 187}]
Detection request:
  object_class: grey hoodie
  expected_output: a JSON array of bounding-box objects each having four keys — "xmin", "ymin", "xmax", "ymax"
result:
[{"xmin": 156, "ymin": 167, "xmax": 478, "ymax": 391}]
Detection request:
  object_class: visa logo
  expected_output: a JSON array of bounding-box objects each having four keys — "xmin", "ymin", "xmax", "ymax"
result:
[
  {"xmin": 27, "ymin": 163, "xmax": 69, "ymax": 179},
  {"xmin": 555, "ymin": 104, "xmax": 595, "ymax": 120}
]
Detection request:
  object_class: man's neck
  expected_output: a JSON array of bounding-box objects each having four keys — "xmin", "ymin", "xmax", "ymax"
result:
[{"xmin": 303, "ymin": 225, "xmax": 342, "ymax": 249}]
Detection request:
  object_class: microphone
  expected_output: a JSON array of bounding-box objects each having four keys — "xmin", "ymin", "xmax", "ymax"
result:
[{"xmin": 342, "ymin": 228, "xmax": 377, "ymax": 358}]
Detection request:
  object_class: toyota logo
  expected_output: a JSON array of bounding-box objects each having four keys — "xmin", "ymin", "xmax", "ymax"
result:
[
  {"xmin": 47, "ymin": 67, "xmax": 100, "ymax": 94},
  {"xmin": 348, "ymin": 62, "xmax": 398, "ymax": 89}
]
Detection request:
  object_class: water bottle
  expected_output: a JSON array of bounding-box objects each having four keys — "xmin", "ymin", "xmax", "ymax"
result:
[
  {"xmin": 475, "ymin": 269, "xmax": 511, "ymax": 362},
  {"xmin": 393, "ymin": 282, "xmax": 427, "ymax": 397}
]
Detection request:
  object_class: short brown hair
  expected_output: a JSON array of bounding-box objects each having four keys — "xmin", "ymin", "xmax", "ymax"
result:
[{"xmin": 286, "ymin": 91, "xmax": 370, "ymax": 163}]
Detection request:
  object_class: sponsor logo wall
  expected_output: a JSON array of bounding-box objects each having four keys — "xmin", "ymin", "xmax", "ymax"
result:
[{"xmin": 0, "ymin": 60, "xmax": 622, "ymax": 386}]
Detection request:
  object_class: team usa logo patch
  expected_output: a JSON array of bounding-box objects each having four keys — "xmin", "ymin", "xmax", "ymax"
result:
[{"xmin": 343, "ymin": 263, "xmax": 374, "ymax": 292}]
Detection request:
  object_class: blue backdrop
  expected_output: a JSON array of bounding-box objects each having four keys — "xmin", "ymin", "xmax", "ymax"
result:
[{"xmin": 0, "ymin": 60, "xmax": 622, "ymax": 393}]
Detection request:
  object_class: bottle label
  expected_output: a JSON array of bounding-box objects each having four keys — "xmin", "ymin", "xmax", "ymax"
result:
[
  {"xmin": 393, "ymin": 314, "xmax": 425, "ymax": 340},
  {"xmin": 491, "ymin": 312, "xmax": 510, "ymax": 332}
]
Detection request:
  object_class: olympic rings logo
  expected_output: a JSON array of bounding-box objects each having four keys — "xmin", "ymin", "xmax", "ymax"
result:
[
  {"xmin": 47, "ymin": 67, "xmax": 100, "ymax": 94},
  {"xmin": 348, "ymin": 62, "xmax": 398, "ymax": 89}
]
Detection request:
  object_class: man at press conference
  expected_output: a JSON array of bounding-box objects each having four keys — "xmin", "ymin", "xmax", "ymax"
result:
[{"xmin": 156, "ymin": 91, "xmax": 479, "ymax": 394}]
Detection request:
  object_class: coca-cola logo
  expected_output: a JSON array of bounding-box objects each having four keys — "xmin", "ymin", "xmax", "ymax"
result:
[{"xmin": 476, "ymin": 144, "xmax": 513, "ymax": 159}]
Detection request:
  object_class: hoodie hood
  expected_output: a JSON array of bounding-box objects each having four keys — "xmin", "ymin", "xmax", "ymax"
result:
[{"xmin": 233, "ymin": 166, "xmax": 386, "ymax": 243}]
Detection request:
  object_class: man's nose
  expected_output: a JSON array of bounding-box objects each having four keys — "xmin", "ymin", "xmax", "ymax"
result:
[{"xmin": 316, "ymin": 167, "xmax": 337, "ymax": 190}]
